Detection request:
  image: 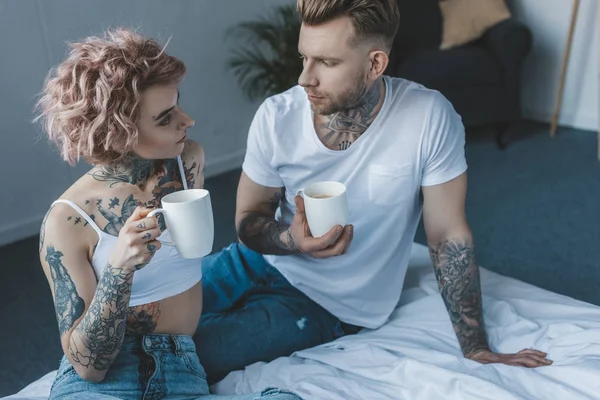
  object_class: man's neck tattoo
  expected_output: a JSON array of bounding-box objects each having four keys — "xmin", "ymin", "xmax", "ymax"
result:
[{"xmin": 319, "ymin": 78, "xmax": 384, "ymax": 151}]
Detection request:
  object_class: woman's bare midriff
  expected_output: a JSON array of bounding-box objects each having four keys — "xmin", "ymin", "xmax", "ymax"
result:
[{"xmin": 126, "ymin": 281, "xmax": 203, "ymax": 337}]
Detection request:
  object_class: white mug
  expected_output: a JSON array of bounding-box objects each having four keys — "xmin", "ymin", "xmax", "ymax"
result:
[
  {"xmin": 296, "ymin": 181, "xmax": 348, "ymax": 238},
  {"xmin": 147, "ymin": 189, "xmax": 214, "ymax": 259}
]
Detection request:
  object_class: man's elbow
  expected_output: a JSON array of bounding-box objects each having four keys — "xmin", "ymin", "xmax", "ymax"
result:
[{"xmin": 426, "ymin": 223, "xmax": 473, "ymax": 246}]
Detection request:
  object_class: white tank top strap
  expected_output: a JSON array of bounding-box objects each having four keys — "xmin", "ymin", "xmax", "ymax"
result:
[
  {"xmin": 51, "ymin": 199, "xmax": 103, "ymax": 237},
  {"xmin": 177, "ymin": 155, "xmax": 188, "ymax": 190}
]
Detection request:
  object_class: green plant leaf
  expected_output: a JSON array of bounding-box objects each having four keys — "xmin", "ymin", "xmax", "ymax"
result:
[{"xmin": 225, "ymin": 4, "xmax": 303, "ymax": 102}]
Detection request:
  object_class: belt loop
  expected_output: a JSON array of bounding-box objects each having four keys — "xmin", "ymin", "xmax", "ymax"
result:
[{"xmin": 170, "ymin": 335, "xmax": 181, "ymax": 355}]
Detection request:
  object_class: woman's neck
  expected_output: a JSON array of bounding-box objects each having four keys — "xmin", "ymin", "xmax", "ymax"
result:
[{"xmin": 91, "ymin": 155, "xmax": 163, "ymax": 188}]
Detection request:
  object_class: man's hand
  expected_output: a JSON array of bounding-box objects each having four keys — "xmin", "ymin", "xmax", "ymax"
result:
[
  {"xmin": 284, "ymin": 195, "xmax": 353, "ymax": 258},
  {"xmin": 468, "ymin": 349, "xmax": 553, "ymax": 368}
]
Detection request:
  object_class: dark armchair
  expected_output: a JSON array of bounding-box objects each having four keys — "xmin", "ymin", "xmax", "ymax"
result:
[{"xmin": 386, "ymin": 0, "xmax": 533, "ymax": 148}]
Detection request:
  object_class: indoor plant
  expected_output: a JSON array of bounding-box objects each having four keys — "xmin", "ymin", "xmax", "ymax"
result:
[{"xmin": 226, "ymin": 4, "xmax": 303, "ymax": 102}]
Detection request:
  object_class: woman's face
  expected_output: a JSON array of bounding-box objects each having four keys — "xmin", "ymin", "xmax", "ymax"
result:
[{"xmin": 134, "ymin": 82, "xmax": 195, "ymax": 160}]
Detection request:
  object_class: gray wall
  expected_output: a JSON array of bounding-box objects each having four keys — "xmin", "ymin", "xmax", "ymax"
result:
[
  {"xmin": 0, "ymin": 0, "xmax": 289, "ymax": 246},
  {"xmin": 510, "ymin": 0, "xmax": 598, "ymax": 131}
]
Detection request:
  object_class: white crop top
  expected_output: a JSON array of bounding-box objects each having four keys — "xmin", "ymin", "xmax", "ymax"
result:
[{"xmin": 51, "ymin": 156, "xmax": 203, "ymax": 306}]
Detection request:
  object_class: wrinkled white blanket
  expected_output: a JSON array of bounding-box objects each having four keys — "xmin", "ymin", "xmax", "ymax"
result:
[{"xmin": 5, "ymin": 243, "xmax": 600, "ymax": 400}]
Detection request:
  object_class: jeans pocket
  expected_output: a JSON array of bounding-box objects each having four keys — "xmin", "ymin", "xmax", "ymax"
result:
[{"xmin": 181, "ymin": 351, "xmax": 207, "ymax": 381}]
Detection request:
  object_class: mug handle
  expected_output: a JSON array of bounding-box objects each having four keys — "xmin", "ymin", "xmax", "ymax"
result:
[{"xmin": 147, "ymin": 209, "xmax": 175, "ymax": 246}]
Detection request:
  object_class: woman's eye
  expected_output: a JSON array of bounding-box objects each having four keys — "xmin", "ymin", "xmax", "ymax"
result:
[{"xmin": 159, "ymin": 113, "xmax": 172, "ymax": 126}]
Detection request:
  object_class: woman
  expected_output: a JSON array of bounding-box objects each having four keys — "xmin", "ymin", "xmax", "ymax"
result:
[{"xmin": 35, "ymin": 28, "xmax": 302, "ymax": 400}]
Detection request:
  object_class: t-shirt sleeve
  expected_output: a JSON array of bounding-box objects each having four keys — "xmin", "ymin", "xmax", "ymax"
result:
[
  {"xmin": 241, "ymin": 99, "xmax": 285, "ymax": 188},
  {"xmin": 421, "ymin": 92, "xmax": 468, "ymax": 187}
]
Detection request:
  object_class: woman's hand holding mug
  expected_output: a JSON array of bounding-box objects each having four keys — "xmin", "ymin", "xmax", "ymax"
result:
[
  {"xmin": 109, "ymin": 206, "xmax": 162, "ymax": 272},
  {"xmin": 147, "ymin": 189, "xmax": 214, "ymax": 259}
]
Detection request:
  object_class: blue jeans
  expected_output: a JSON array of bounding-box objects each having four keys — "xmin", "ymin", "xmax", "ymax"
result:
[
  {"xmin": 194, "ymin": 243, "xmax": 360, "ymax": 384},
  {"xmin": 49, "ymin": 334, "xmax": 302, "ymax": 400}
]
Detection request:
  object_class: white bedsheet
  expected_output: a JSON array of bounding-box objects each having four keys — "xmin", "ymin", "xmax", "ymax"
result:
[{"xmin": 4, "ymin": 243, "xmax": 600, "ymax": 400}]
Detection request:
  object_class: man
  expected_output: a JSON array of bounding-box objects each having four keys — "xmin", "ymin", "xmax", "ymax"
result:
[{"xmin": 195, "ymin": 0, "xmax": 552, "ymax": 384}]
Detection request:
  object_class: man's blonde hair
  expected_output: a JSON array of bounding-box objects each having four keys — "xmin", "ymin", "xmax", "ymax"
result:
[{"xmin": 297, "ymin": 0, "xmax": 400, "ymax": 50}]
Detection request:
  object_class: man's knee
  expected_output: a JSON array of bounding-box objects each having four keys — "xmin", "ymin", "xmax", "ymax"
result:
[
  {"xmin": 202, "ymin": 243, "xmax": 240, "ymax": 276},
  {"xmin": 202, "ymin": 242, "xmax": 266, "ymax": 280},
  {"xmin": 194, "ymin": 297, "xmax": 339, "ymax": 384}
]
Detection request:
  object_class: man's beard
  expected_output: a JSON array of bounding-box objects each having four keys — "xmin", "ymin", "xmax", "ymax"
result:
[{"xmin": 310, "ymin": 76, "xmax": 369, "ymax": 116}]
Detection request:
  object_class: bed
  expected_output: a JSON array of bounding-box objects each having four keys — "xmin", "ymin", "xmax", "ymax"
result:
[{"xmin": 4, "ymin": 243, "xmax": 600, "ymax": 400}]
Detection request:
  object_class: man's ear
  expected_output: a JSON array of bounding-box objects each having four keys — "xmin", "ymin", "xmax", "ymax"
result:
[{"xmin": 368, "ymin": 50, "xmax": 389, "ymax": 80}]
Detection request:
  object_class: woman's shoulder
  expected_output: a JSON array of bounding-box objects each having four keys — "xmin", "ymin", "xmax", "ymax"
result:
[
  {"xmin": 181, "ymin": 139, "xmax": 205, "ymax": 166},
  {"xmin": 54, "ymin": 171, "xmax": 106, "ymax": 213},
  {"xmin": 43, "ymin": 172, "xmax": 114, "ymax": 238},
  {"xmin": 40, "ymin": 177, "xmax": 103, "ymax": 258}
]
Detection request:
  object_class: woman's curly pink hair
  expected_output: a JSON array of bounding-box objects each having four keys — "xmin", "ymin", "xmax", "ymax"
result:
[{"xmin": 35, "ymin": 28, "xmax": 186, "ymax": 166}]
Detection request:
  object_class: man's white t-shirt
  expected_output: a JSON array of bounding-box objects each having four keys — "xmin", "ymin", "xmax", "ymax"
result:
[{"xmin": 242, "ymin": 76, "xmax": 467, "ymax": 329}]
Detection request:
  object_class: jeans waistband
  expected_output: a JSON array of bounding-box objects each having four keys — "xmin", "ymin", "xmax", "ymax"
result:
[{"xmin": 122, "ymin": 333, "xmax": 196, "ymax": 353}]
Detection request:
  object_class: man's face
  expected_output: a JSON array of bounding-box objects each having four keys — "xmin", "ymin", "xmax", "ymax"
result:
[{"xmin": 298, "ymin": 16, "xmax": 373, "ymax": 115}]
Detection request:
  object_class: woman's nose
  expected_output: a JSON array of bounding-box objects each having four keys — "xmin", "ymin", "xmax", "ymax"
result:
[{"xmin": 179, "ymin": 112, "xmax": 195, "ymax": 129}]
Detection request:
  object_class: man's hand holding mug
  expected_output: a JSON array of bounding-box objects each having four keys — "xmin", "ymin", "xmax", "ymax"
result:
[{"xmin": 285, "ymin": 181, "xmax": 353, "ymax": 258}]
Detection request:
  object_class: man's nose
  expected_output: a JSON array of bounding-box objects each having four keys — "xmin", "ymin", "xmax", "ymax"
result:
[{"xmin": 298, "ymin": 63, "xmax": 318, "ymax": 88}]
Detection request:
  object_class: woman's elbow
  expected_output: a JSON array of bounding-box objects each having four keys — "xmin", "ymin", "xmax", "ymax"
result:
[{"xmin": 74, "ymin": 365, "xmax": 107, "ymax": 383}]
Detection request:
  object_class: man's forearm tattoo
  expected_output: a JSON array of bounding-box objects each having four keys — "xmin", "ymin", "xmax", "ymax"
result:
[
  {"xmin": 238, "ymin": 191, "xmax": 298, "ymax": 255},
  {"xmin": 429, "ymin": 238, "xmax": 489, "ymax": 357}
]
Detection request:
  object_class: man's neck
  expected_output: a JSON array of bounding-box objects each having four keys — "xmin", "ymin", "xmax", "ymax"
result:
[
  {"xmin": 316, "ymin": 78, "xmax": 385, "ymax": 151},
  {"xmin": 90, "ymin": 155, "xmax": 161, "ymax": 188}
]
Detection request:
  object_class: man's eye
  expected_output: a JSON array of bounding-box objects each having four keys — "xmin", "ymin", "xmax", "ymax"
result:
[
  {"xmin": 321, "ymin": 60, "xmax": 331, "ymax": 67},
  {"xmin": 159, "ymin": 113, "xmax": 172, "ymax": 126}
]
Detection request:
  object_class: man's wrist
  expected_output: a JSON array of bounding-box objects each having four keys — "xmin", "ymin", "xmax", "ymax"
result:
[
  {"xmin": 280, "ymin": 227, "xmax": 301, "ymax": 254},
  {"xmin": 465, "ymin": 345, "xmax": 491, "ymax": 359}
]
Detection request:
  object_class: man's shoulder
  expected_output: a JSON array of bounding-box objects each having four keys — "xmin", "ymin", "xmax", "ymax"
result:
[
  {"xmin": 384, "ymin": 76, "xmax": 456, "ymax": 127},
  {"xmin": 261, "ymin": 85, "xmax": 307, "ymax": 119},
  {"xmin": 386, "ymin": 76, "xmax": 450, "ymax": 109}
]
